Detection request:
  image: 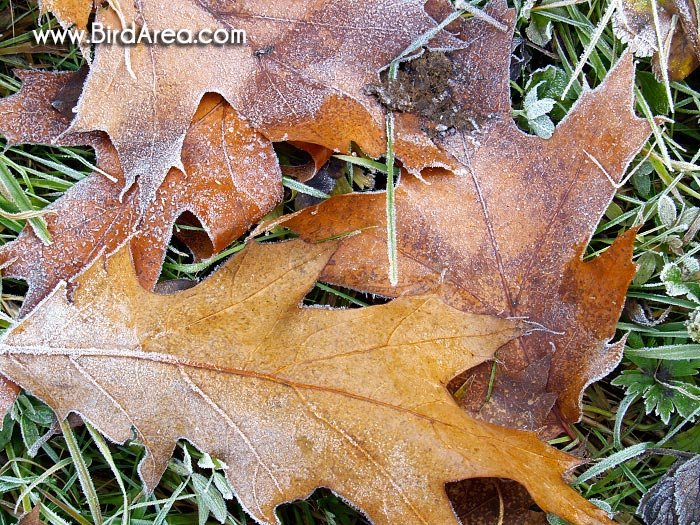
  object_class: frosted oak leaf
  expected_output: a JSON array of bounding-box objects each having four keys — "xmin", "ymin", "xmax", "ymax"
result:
[
  {"xmin": 0, "ymin": 70, "xmax": 281, "ymax": 314},
  {"xmin": 284, "ymin": 0, "xmax": 652, "ymax": 428},
  {"xmin": 58, "ymin": 0, "xmax": 465, "ymax": 206},
  {"xmin": 0, "ymin": 239, "xmax": 614, "ymax": 525}
]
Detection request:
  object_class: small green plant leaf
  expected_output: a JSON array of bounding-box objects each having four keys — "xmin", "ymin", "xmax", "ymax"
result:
[
  {"xmin": 661, "ymin": 259, "xmax": 700, "ymax": 303},
  {"xmin": 612, "ymin": 357, "xmax": 700, "ymax": 424},
  {"xmin": 213, "ymin": 472, "xmax": 234, "ymax": 500},
  {"xmin": 522, "ymin": 2, "xmax": 554, "ymax": 48},
  {"xmin": 657, "ymin": 195, "xmax": 678, "ymax": 227},
  {"xmin": 631, "ymin": 162, "xmax": 653, "ymax": 197},
  {"xmin": 0, "ymin": 411, "xmax": 14, "ymax": 449},
  {"xmin": 633, "ymin": 251, "xmax": 658, "ymax": 286},
  {"xmin": 197, "ymin": 452, "xmax": 217, "ymax": 470},
  {"xmin": 687, "ymin": 308, "xmax": 700, "ymax": 343},
  {"xmin": 637, "ymin": 71, "xmax": 671, "ymax": 115},
  {"xmin": 168, "ymin": 446, "xmax": 193, "ymax": 477},
  {"xmin": 521, "ymin": 81, "xmax": 557, "ymax": 138},
  {"xmin": 191, "ymin": 473, "xmax": 226, "ymax": 524},
  {"xmin": 528, "ymin": 114, "xmax": 556, "ymax": 139},
  {"xmin": 525, "ymin": 94, "xmax": 556, "ymax": 119}
]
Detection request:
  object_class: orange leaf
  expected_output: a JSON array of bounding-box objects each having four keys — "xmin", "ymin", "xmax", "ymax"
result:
[
  {"xmin": 0, "ymin": 70, "xmax": 281, "ymax": 313},
  {"xmin": 283, "ymin": 1, "xmax": 651, "ymax": 426},
  {"xmin": 49, "ymin": 0, "xmax": 464, "ymax": 205},
  {"xmin": 0, "ymin": 239, "xmax": 613, "ymax": 525},
  {"xmin": 614, "ymin": 0, "xmax": 700, "ymax": 81},
  {"xmin": 39, "ymin": 0, "xmax": 93, "ymax": 32}
]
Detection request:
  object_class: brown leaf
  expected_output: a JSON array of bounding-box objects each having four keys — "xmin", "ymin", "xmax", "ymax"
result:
[
  {"xmin": 0, "ymin": 377, "xmax": 19, "ymax": 427},
  {"xmin": 446, "ymin": 478, "xmax": 547, "ymax": 525},
  {"xmin": 454, "ymin": 356, "xmax": 558, "ymax": 432},
  {"xmin": 614, "ymin": 0, "xmax": 700, "ymax": 81},
  {"xmin": 284, "ymin": 142, "xmax": 335, "ymax": 183},
  {"xmin": 0, "ymin": 239, "xmax": 613, "ymax": 525},
  {"xmin": 16, "ymin": 506, "xmax": 44, "ymax": 525},
  {"xmin": 0, "ymin": 70, "xmax": 281, "ymax": 313},
  {"xmin": 51, "ymin": 0, "xmax": 464, "ymax": 206},
  {"xmin": 283, "ymin": 1, "xmax": 651, "ymax": 426}
]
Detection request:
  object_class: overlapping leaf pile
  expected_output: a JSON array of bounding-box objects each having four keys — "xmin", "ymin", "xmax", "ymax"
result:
[{"xmin": 0, "ymin": 0, "xmax": 652, "ymax": 523}]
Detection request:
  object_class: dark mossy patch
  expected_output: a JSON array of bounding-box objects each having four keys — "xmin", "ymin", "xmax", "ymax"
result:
[{"xmin": 365, "ymin": 50, "xmax": 475, "ymax": 135}]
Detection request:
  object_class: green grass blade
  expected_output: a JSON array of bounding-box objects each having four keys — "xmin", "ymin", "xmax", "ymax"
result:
[
  {"xmin": 333, "ymin": 154, "xmax": 387, "ymax": 174},
  {"xmin": 41, "ymin": 504, "xmax": 72, "ymax": 525},
  {"xmin": 614, "ymin": 392, "xmax": 640, "ymax": 449},
  {"xmin": 625, "ymin": 292, "xmax": 698, "ymax": 308},
  {"xmin": 13, "ymin": 458, "xmax": 72, "ymax": 513},
  {"xmin": 281, "ymin": 176, "xmax": 329, "ymax": 199},
  {"xmin": 314, "ymin": 282, "xmax": 369, "ymax": 307},
  {"xmin": 625, "ymin": 344, "xmax": 700, "ymax": 360},
  {"xmin": 385, "ymin": 112, "xmax": 398, "ymax": 287},
  {"xmin": 573, "ymin": 442, "xmax": 655, "ymax": 486},
  {"xmin": 152, "ymin": 478, "xmax": 191, "ymax": 525},
  {"xmin": 561, "ymin": 0, "xmax": 617, "ymax": 99},
  {"xmin": 59, "ymin": 418, "xmax": 103, "ymax": 525},
  {"xmin": 163, "ymin": 243, "xmax": 246, "ymax": 274},
  {"xmin": 10, "ymin": 149, "xmax": 89, "ymax": 182},
  {"xmin": 0, "ymin": 156, "xmax": 51, "ymax": 244},
  {"xmin": 84, "ymin": 421, "xmax": 130, "ymax": 525}
]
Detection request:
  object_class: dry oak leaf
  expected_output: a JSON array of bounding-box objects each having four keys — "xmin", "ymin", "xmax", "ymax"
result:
[
  {"xmin": 456, "ymin": 356, "xmax": 558, "ymax": 433},
  {"xmin": 15, "ymin": 506, "xmax": 44, "ymax": 525},
  {"xmin": 0, "ymin": 239, "xmax": 615, "ymax": 525},
  {"xmin": 280, "ymin": 142, "xmax": 334, "ymax": 183},
  {"xmin": 614, "ymin": 0, "xmax": 700, "ymax": 81},
  {"xmin": 36, "ymin": 0, "xmax": 94, "ymax": 59},
  {"xmin": 446, "ymin": 478, "xmax": 547, "ymax": 525},
  {"xmin": 38, "ymin": 0, "xmax": 93, "ymax": 32},
  {"xmin": 51, "ymin": 0, "xmax": 464, "ymax": 206},
  {"xmin": 0, "ymin": 69, "xmax": 282, "ymax": 314},
  {"xmin": 284, "ymin": 0, "xmax": 652, "ymax": 426},
  {"xmin": 0, "ymin": 377, "xmax": 19, "ymax": 421}
]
